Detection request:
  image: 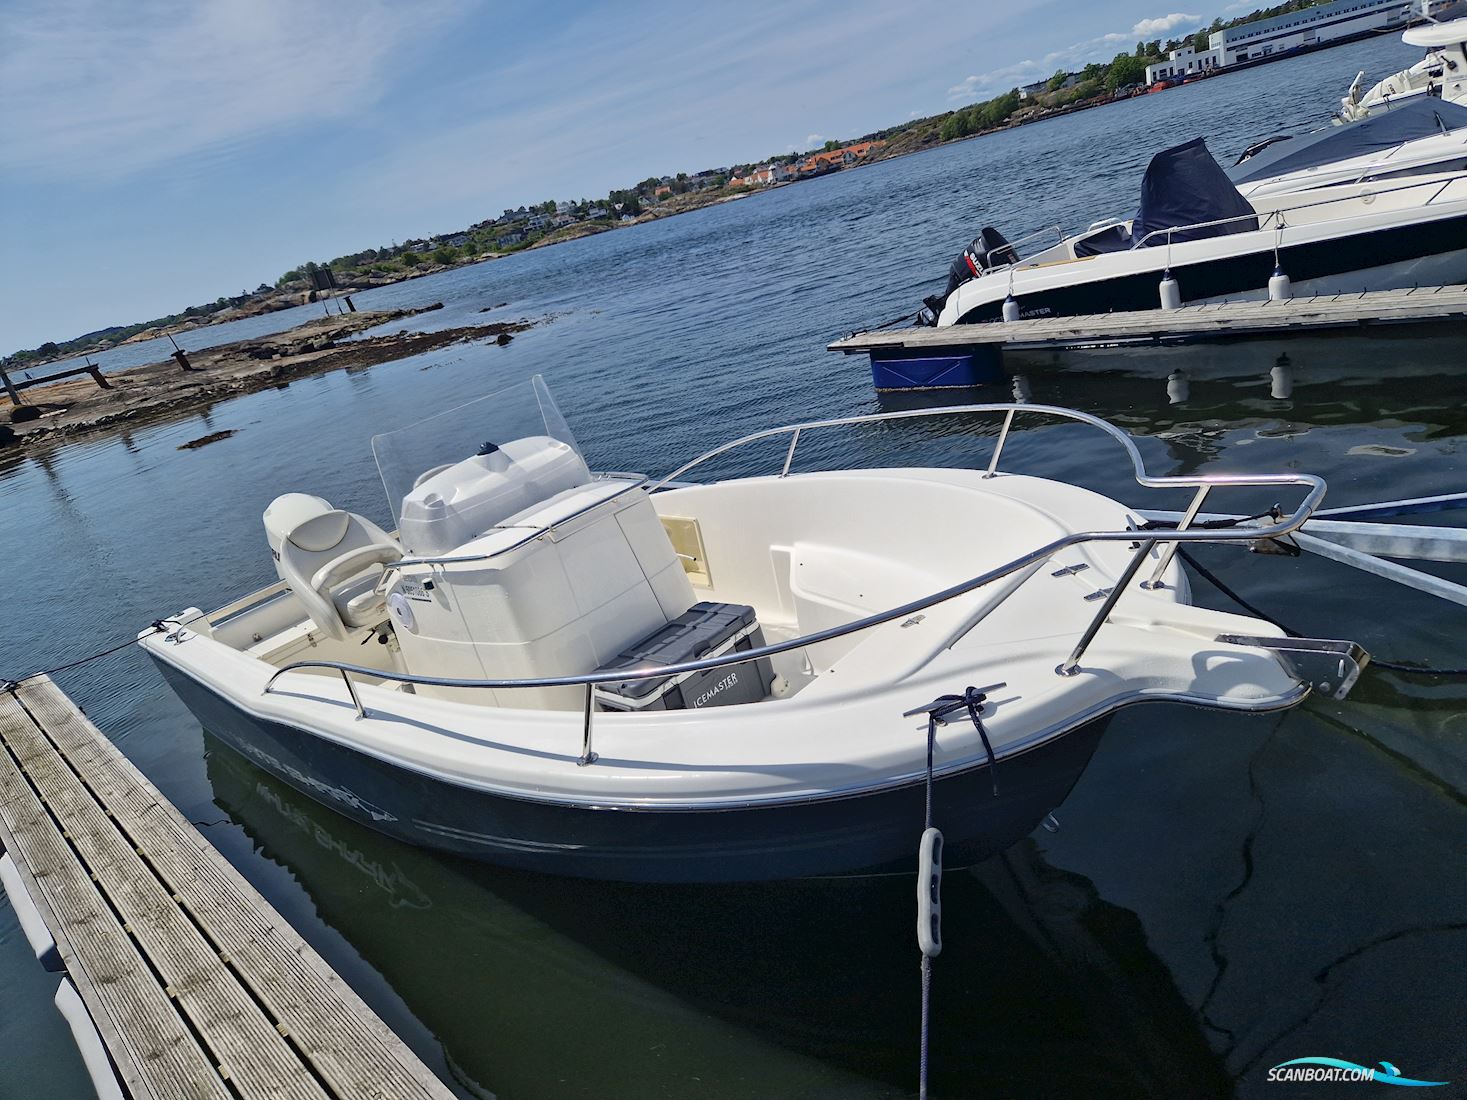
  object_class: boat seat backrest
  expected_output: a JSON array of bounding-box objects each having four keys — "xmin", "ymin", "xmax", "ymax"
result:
[{"xmin": 278, "ymin": 510, "xmax": 402, "ymax": 639}]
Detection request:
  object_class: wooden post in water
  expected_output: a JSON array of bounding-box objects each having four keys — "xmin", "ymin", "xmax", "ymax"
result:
[
  {"xmin": 166, "ymin": 332, "xmax": 195, "ymax": 372},
  {"xmin": 0, "ymin": 362, "xmax": 21, "ymax": 405},
  {"xmin": 84, "ymin": 358, "xmax": 111, "ymax": 390}
]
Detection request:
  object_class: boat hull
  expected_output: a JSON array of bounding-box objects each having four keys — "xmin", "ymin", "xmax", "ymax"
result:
[
  {"xmin": 953, "ymin": 211, "xmax": 1467, "ymax": 323},
  {"xmin": 153, "ymin": 658, "xmax": 1109, "ymax": 883}
]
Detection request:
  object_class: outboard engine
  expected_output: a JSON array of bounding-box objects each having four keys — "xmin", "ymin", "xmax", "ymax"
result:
[{"xmin": 919, "ymin": 226, "xmax": 1017, "ymax": 325}]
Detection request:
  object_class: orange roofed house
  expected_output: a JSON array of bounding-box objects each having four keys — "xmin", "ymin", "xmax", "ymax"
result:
[{"xmin": 730, "ymin": 141, "xmax": 886, "ymax": 188}]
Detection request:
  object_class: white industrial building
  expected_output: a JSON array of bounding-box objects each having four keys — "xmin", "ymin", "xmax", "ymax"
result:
[
  {"xmin": 1147, "ymin": 0, "xmax": 1416, "ymax": 84},
  {"xmin": 1145, "ymin": 43, "xmax": 1224, "ymax": 83}
]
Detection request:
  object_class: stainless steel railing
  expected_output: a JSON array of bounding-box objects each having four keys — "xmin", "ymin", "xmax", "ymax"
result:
[{"xmin": 261, "ymin": 404, "xmax": 1326, "ymax": 764}]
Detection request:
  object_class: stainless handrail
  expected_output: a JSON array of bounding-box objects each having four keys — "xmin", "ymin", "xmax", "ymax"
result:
[
  {"xmin": 980, "ymin": 224, "xmax": 1066, "ymax": 274},
  {"xmin": 985, "ymin": 224, "xmax": 1067, "ymax": 266},
  {"xmin": 262, "ymin": 405, "xmax": 1327, "ymax": 758}
]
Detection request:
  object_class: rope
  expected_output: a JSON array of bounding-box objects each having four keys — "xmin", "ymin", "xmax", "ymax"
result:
[
  {"xmin": 914, "ymin": 689, "xmax": 999, "ymax": 798},
  {"xmin": 1140, "ymin": 506, "xmax": 1283, "ymax": 532},
  {"xmin": 2, "ymin": 621, "xmax": 176, "ymax": 694},
  {"xmin": 1142, "ymin": 505, "xmax": 1301, "ymax": 557},
  {"xmin": 847, "ymin": 309, "xmax": 918, "ymax": 338},
  {"xmin": 921, "ymin": 706, "xmax": 938, "ymax": 1100},
  {"xmin": 1178, "ymin": 549, "xmax": 1467, "ymax": 677},
  {"xmin": 919, "ymin": 956, "xmax": 932, "ymax": 1100},
  {"xmin": 906, "ymin": 685, "xmax": 1001, "ymax": 1100}
]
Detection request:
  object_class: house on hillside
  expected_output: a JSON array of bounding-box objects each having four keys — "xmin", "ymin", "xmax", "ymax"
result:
[
  {"xmin": 731, "ymin": 165, "xmax": 776, "ymax": 187},
  {"xmin": 841, "ymin": 140, "xmax": 885, "ymax": 162},
  {"xmin": 497, "ymin": 230, "xmax": 526, "ymax": 247}
]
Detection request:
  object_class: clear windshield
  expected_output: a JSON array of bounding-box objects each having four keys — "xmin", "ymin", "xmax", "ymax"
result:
[{"xmin": 371, "ymin": 375, "xmax": 583, "ymax": 552}]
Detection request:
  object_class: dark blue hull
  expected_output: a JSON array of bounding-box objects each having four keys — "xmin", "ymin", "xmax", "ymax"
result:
[{"xmin": 155, "ymin": 659, "xmax": 1108, "ymax": 882}]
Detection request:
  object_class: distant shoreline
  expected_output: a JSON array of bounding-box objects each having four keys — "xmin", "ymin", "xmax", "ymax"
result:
[
  {"xmin": 0, "ymin": 306, "xmax": 536, "ymax": 455},
  {"xmin": 13, "ymin": 23, "xmax": 1405, "ymax": 365}
]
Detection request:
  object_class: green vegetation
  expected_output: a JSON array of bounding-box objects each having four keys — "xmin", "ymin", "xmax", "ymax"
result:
[
  {"xmin": 939, "ymin": 88, "xmax": 1022, "ymax": 141},
  {"xmin": 1105, "ymin": 52, "xmax": 1149, "ymax": 91}
]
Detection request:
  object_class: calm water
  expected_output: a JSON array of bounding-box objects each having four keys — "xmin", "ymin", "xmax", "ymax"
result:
[{"xmin": 5, "ymin": 32, "xmax": 1465, "ymax": 1099}]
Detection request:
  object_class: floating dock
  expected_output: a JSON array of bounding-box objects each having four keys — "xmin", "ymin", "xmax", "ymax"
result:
[
  {"xmin": 0, "ymin": 676, "xmax": 455, "ymax": 1100},
  {"xmin": 831, "ymin": 285, "xmax": 1467, "ymax": 389}
]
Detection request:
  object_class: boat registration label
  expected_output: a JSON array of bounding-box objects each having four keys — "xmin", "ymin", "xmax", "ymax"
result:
[{"xmin": 398, "ymin": 578, "xmax": 433, "ymax": 602}]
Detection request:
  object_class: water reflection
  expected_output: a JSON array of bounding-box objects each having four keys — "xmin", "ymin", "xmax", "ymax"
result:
[
  {"xmin": 878, "ymin": 330, "xmax": 1467, "ymax": 433},
  {"xmin": 206, "ymin": 734, "xmax": 1230, "ymax": 1100}
]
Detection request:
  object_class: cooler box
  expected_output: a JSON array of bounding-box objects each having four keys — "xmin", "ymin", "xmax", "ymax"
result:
[{"xmin": 594, "ymin": 602, "xmax": 774, "ymax": 712}]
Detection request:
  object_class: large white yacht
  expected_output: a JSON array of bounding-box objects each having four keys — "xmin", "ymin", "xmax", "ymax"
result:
[{"xmin": 1339, "ymin": 15, "xmax": 1467, "ymax": 121}]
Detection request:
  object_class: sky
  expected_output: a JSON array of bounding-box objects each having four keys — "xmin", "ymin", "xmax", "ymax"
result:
[{"xmin": 0, "ymin": 0, "xmax": 1233, "ymax": 352}]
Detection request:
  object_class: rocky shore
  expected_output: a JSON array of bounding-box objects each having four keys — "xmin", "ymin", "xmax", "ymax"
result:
[{"xmin": 0, "ymin": 306, "xmax": 535, "ymax": 453}]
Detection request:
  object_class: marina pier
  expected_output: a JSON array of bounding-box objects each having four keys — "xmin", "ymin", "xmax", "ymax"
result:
[
  {"xmin": 832, "ymin": 285, "xmax": 1467, "ymax": 389},
  {"xmin": 0, "ymin": 676, "xmax": 455, "ymax": 1100}
]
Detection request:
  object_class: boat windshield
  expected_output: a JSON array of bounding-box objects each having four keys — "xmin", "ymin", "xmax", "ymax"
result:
[{"xmin": 370, "ymin": 375, "xmax": 583, "ymax": 549}]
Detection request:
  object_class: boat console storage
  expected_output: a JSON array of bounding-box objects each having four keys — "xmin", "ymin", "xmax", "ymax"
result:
[{"xmin": 351, "ymin": 380, "xmax": 695, "ymax": 710}]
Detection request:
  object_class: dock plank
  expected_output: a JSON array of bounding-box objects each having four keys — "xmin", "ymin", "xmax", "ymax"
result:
[
  {"xmin": 0, "ymin": 692, "xmax": 230, "ymax": 1100},
  {"xmin": 829, "ymin": 284, "xmax": 1467, "ymax": 354},
  {"xmin": 4, "ymin": 696, "xmax": 328, "ymax": 1100},
  {"xmin": 15, "ymin": 678, "xmax": 455, "ymax": 1100}
]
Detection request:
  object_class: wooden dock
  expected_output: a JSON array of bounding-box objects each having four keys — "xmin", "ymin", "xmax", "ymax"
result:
[
  {"xmin": 829, "ymin": 284, "xmax": 1467, "ymax": 357},
  {"xmin": 0, "ymin": 676, "xmax": 456, "ymax": 1100}
]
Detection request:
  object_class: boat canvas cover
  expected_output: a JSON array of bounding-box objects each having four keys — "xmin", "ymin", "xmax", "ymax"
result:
[
  {"xmin": 1133, "ymin": 137, "xmax": 1258, "ymax": 246},
  {"xmin": 1227, "ymin": 97, "xmax": 1467, "ymax": 185}
]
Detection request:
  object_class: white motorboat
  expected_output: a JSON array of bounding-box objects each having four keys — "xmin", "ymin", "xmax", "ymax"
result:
[
  {"xmin": 917, "ymin": 136, "xmax": 1467, "ymax": 329},
  {"xmin": 141, "ymin": 377, "xmax": 1365, "ymax": 882},
  {"xmin": 1229, "ymin": 96, "xmax": 1467, "ymax": 202},
  {"xmin": 1339, "ymin": 16, "xmax": 1467, "ymax": 122}
]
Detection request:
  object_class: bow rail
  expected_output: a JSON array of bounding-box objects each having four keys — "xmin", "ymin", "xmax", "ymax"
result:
[{"xmin": 261, "ymin": 404, "xmax": 1326, "ymax": 763}]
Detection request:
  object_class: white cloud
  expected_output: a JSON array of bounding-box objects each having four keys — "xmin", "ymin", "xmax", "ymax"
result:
[
  {"xmin": 0, "ymin": 0, "xmax": 466, "ymax": 179},
  {"xmin": 805, "ymin": 133, "xmax": 825, "ymax": 145},
  {"xmin": 1132, "ymin": 12, "xmax": 1202, "ymax": 36},
  {"xmin": 947, "ymin": 11, "xmax": 1204, "ymax": 101}
]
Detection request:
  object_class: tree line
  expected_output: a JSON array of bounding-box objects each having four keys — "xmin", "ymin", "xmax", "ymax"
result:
[{"xmin": 937, "ymin": 0, "xmax": 1333, "ymax": 142}]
